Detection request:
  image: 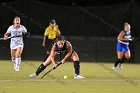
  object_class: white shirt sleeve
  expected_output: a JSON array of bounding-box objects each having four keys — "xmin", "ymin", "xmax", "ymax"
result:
[{"xmin": 22, "ymin": 25, "xmax": 27, "ymax": 33}]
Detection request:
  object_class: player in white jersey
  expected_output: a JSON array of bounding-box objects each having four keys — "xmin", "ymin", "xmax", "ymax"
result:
[{"xmin": 4, "ymin": 16, "xmax": 27, "ymax": 71}]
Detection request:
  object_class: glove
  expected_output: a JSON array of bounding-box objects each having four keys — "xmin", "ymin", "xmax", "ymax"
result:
[{"xmin": 24, "ymin": 32, "xmax": 30, "ymax": 37}]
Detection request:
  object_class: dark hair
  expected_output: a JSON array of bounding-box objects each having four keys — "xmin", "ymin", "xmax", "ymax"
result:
[
  {"xmin": 50, "ymin": 19, "xmax": 56, "ymax": 24},
  {"xmin": 56, "ymin": 35, "xmax": 65, "ymax": 42},
  {"xmin": 13, "ymin": 16, "xmax": 20, "ymax": 24}
]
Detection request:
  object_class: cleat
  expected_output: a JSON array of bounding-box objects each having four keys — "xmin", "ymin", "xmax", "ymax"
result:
[
  {"xmin": 15, "ymin": 68, "xmax": 19, "ymax": 71},
  {"xmin": 117, "ymin": 63, "xmax": 123, "ymax": 70},
  {"xmin": 29, "ymin": 73, "xmax": 37, "ymax": 78},
  {"xmin": 15, "ymin": 65, "xmax": 20, "ymax": 71},
  {"xmin": 112, "ymin": 66, "xmax": 121, "ymax": 70},
  {"xmin": 74, "ymin": 74, "xmax": 85, "ymax": 79}
]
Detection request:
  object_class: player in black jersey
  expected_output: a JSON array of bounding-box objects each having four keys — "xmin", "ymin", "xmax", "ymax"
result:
[{"xmin": 30, "ymin": 35, "xmax": 85, "ymax": 79}]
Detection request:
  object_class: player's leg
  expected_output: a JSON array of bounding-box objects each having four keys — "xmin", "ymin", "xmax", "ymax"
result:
[
  {"xmin": 116, "ymin": 52, "xmax": 124, "ymax": 69},
  {"xmin": 15, "ymin": 47, "xmax": 23, "ymax": 71},
  {"xmin": 118, "ymin": 44, "xmax": 130, "ymax": 69},
  {"xmin": 124, "ymin": 44, "xmax": 131, "ymax": 61},
  {"xmin": 113, "ymin": 51, "xmax": 124, "ymax": 69},
  {"xmin": 29, "ymin": 55, "xmax": 54, "ymax": 78},
  {"xmin": 124, "ymin": 50, "xmax": 131, "ymax": 62},
  {"xmin": 11, "ymin": 49, "xmax": 16, "ymax": 70},
  {"xmin": 71, "ymin": 51, "xmax": 85, "ymax": 79},
  {"xmin": 11, "ymin": 49, "xmax": 16, "ymax": 61},
  {"xmin": 117, "ymin": 50, "xmax": 131, "ymax": 69},
  {"xmin": 113, "ymin": 42, "xmax": 124, "ymax": 69}
]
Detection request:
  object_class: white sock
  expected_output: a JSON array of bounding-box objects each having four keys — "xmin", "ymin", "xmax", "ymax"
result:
[
  {"xmin": 11, "ymin": 59, "xmax": 16, "ymax": 68},
  {"xmin": 18, "ymin": 57, "xmax": 21, "ymax": 65},
  {"xmin": 15, "ymin": 57, "xmax": 21, "ymax": 70},
  {"xmin": 15, "ymin": 58, "xmax": 18, "ymax": 69}
]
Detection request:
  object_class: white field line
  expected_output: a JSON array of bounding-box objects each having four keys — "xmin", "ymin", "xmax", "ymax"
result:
[{"xmin": 0, "ymin": 79, "xmax": 140, "ymax": 82}]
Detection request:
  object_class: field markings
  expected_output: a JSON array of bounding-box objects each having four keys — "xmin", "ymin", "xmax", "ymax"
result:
[{"xmin": 0, "ymin": 79, "xmax": 140, "ymax": 82}]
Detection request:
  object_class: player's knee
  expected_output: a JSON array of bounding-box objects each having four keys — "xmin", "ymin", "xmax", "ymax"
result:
[
  {"xmin": 15, "ymin": 52, "xmax": 22, "ymax": 57},
  {"xmin": 15, "ymin": 54, "xmax": 21, "ymax": 58},
  {"xmin": 71, "ymin": 55, "xmax": 79, "ymax": 61},
  {"xmin": 117, "ymin": 56, "xmax": 123, "ymax": 60},
  {"xmin": 15, "ymin": 55, "xmax": 20, "ymax": 58},
  {"xmin": 11, "ymin": 56, "xmax": 15, "ymax": 59},
  {"xmin": 125, "ymin": 57, "xmax": 130, "ymax": 60},
  {"xmin": 125, "ymin": 55, "xmax": 131, "ymax": 60},
  {"xmin": 43, "ymin": 61, "xmax": 51, "ymax": 66},
  {"xmin": 72, "ymin": 57, "xmax": 79, "ymax": 61},
  {"xmin": 43, "ymin": 57, "xmax": 51, "ymax": 66}
]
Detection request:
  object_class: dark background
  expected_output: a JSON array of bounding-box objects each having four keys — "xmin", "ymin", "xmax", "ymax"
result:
[{"xmin": 0, "ymin": 0, "xmax": 140, "ymax": 62}]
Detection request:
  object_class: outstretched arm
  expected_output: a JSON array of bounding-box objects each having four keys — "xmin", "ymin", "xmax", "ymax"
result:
[
  {"xmin": 3, "ymin": 32, "xmax": 10, "ymax": 40},
  {"xmin": 50, "ymin": 44, "xmax": 57, "ymax": 68},
  {"xmin": 61, "ymin": 41, "xmax": 72, "ymax": 64}
]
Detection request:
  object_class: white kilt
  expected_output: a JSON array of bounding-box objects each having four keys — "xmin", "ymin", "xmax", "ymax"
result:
[{"xmin": 10, "ymin": 44, "xmax": 24, "ymax": 49}]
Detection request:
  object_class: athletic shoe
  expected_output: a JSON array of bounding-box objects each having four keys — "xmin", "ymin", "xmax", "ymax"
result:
[
  {"xmin": 117, "ymin": 63, "xmax": 123, "ymax": 70},
  {"xmin": 29, "ymin": 73, "xmax": 37, "ymax": 78},
  {"xmin": 15, "ymin": 68, "xmax": 19, "ymax": 71},
  {"xmin": 74, "ymin": 74, "xmax": 85, "ymax": 79},
  {"xmin": 112, "ymin": 66, "xmax": 120, "ymax": 70},
  {"xmin": 15, "ymin": 65, "xmax": 19, "ymax": 71}
]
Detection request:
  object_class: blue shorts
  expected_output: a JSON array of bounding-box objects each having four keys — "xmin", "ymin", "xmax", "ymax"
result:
[{"xmin": 116, "ymin": 42, "xmax": 129, "ymax": 52}]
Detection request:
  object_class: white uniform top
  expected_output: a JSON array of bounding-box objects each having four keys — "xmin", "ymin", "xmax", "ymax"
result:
[
  {"xmin": 7, "ymin": 25, "xmax": 27, "ymax": 49},
  {"xmin": 118, "ymin": 31, "xmax": 131, "ymax": 44}
]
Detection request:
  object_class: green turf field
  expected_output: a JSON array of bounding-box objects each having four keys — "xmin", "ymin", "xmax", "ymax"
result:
[{"xmin": 0, "ymin": 60, "xmax": 140, "ymax": 93}]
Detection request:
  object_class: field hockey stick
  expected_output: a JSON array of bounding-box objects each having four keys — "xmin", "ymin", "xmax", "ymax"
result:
[
  {"xmin": 0, "ymin": 32, "xmax": 30, "ymax": 40},
  {"xmin": 41, "ymin": 62, "xmax": 62, "ymax": 79},
  {"xmin": 125, "ymin": 36, "xmax": 137, "ymax": 42},
  {"xmin": 0, "ymin": 35, "xmax": 22, "ymax": 40},
  {"xmin": 130, "ymin": 36, "xmax": 139, "ymax": 41}
]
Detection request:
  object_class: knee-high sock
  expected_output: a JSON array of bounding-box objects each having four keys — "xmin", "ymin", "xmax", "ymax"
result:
[
  {"xmin": 15, "ymin": 57, "xmax": 21, "ymax": 68},
  {"xmin": 11, "ymin": 58, "xmax": 15, "ymax": 67},
  {"xmin": 114, "ymin": 59, "xmax": 121, "ymax": 67},
  {"xmin": 18, "ymin": 57, "xmax": 21, "ymax": 65},
  {"xmin": 74, "ymin": 61, "xmax": 80, "ymax": 75},
  {"xmin": 35, "ymin": 64, "xmax": 46, "ymax": 75}
]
